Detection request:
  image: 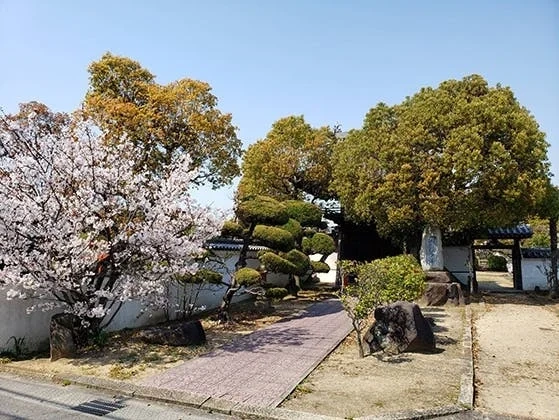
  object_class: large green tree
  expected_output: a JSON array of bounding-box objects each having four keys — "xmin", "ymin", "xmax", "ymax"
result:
[
  {"xmin": 237, "ymin": 116, "xmax": 339, "ymax": 201},
  {"xmin": 331, "ymin": 75, "xmax": 550, "ymax": 247},
  {"xmin": 84, "ymin": 52, "xmax": 242, "ymax": 187}
]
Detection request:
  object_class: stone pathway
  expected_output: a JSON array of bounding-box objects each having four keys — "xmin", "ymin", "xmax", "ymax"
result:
[{"xmin": 141, "ymin": 299, "xmax": 352, "ymax": 408}]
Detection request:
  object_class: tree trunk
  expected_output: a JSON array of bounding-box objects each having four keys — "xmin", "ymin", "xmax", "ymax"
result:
[
  {"xmin": 218, "ymin": 223, "xmax": 256, "ymax": 322},
  {"xmin": 550, "ymin": 217, "xmax": 558, "ymax": 298}
]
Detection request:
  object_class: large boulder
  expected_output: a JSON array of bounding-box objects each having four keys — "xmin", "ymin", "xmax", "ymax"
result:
[
  {"xmin": 364, "ymin": 301, "xmax": 435, "ymax": 354},
  {"xmin": 138, "ymin": 320, "xmax": 206, "ymax": 346},
  {"xmin": 50, "ymin": 313, "xmax": 81, "ymax": 361}
]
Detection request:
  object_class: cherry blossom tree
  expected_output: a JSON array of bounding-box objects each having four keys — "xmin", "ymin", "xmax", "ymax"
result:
[{"xmin": 0, "ymin": 103, "xmax": 223, "ymax": 335}]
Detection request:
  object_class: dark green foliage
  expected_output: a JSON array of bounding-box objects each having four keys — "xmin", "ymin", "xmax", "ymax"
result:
[
  {"xmin": 176, "ymin": 268, "xmax": 223, "ymax": 284},
  {"xmin": 311, "ymin": 261, "xmax": 331, "ymax": 273},
  {"xmin": 265, "ymin": 287, "xmax": 289, "ymax": 300},
  {"xmin": 279, "ymin": 218, "xmax": 303, "ymax": 243},
  {"xmin": 260, "ymin": 252, "xmax": 296, "ymax": 273},
  {"xmin": 487, "ymin": 254, "xmax": 508, "ymax": 272},
  {"xmin": 235, "ymin": 267, "xmax": 262, "ymax": 286},
  {"xmin": 221, "ymin": 220, "xmax": 243, "ymax": 238},
  {"xmin": 308, "ymin": 233, "xmax": 336, "ymax": 255},
  {"xmin": 284, "ymin": 200, "xmax": 323, "ymax": 227},
  {"xmin": 284, "ymin": 249, "xmax": 311, "ymax": 276},
  {"xmin": 236, "ymin": 196, "xmax": 289, "ymax": 226},
  {"xmin": 253, "ymin": 225, "xmax": 295, "ymax": 252}
]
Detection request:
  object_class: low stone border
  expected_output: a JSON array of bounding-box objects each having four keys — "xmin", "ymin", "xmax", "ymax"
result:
[{"xmin": 0, "ymin": 304, "xmax": 477, "ymax": 420}]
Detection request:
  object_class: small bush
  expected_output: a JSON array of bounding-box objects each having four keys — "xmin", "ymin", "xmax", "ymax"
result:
[
  {"xmin": 253, "ymin": 225, "xmax": 295, "ymax": 251},
  {"xmin": 309, "ymin": 233, "xmax": 336, "ymax": 256},
  {"xmin": 487, "ymin": 254, "xmax": 508, "ymax": 272},
  {"xmin": 265, "ymin": 287, "xmax": 289, "ymax": 300},
  {"xmin": 260, "ymin": 252, "xmax": 296, "ymax": 274},
  {"xmin": 221, "ymin": 220, "xmax": 244, "ymax": 238},
  {"xmin": 235, "ymin": 267, "xmax": 262, "ymax": 286},
  {"xmin": 236, "ymin": 196, "xmax": 289, "ymax": 226},
  {"xmin": 279, "ymin": 218, "xmax": 303, "ymax": 243},
  {"xmin": 311, "ymin": 260, "xmax": 330, "ymax": 273},
  {"xmin": 284, "ymin": 200, "xmax": 323, "ymax": 227},
  {"xmin": 176, "ymin": 268, "xmax": 223, "ymax": 284},
  {"xmin": 284, "ymin": 249, "xmax": 311, "ymax": 276}
]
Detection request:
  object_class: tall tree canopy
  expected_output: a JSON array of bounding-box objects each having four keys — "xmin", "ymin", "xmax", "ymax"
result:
[
  {"xmin": 84, "ymin": 52, "xmax": 242, "ymax": 188},
  {"xmin": 331, "ymin": 75, "xmax": 550, "ymax": 242},
  {"xmin": 237, "ymin": 115, "xmax": 338, "ymax": 201}
]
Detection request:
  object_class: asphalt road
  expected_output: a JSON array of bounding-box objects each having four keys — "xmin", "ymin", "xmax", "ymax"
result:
[{"xmin": 0, "ymin": 372, "xmax": 231, "ymax": 420}]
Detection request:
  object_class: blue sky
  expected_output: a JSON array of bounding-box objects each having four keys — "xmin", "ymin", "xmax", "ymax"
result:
[{"xmin": 1, "ymin": 0, "xmax": 558, "ymax": 212}]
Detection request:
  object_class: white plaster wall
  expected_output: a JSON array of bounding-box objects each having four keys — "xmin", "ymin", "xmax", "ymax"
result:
[
  {"xmin": 522, "ymin": 259, "xmax": 550, "ymax": 290},
  {"xmin": 310, "ymin": 252, "xmax": 338, "ymax": 284},
  {"xmin": 0, "ymin": 292, "xmax": 60, "ymax": 353},
  {"xmin": 442, "ymin": 246, "xmax": 472, "ymax": 285}
]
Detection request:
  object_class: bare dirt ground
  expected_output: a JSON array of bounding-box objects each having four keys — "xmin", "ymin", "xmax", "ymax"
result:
[
  {"xmin": 280, "ymin": 305, "xmax": 466, "ymax": 418},
  {"xmin": 472, "ymin": 293, "xmax": 559, "ymax": 420}
]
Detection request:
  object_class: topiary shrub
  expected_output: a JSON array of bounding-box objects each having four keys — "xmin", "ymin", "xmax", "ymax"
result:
[
  {"xmin": 487, "ymin": 254, "xmax": 508, "ymax": 272},
  {"xmin": 236, "ymin": 196, "xmax": 289, "ymax": 226},
  {"xmin": 284, "ymin": 200, "xmax": 323, "ymax": 227},
  {"xmin": 265, "ymin": 287, "xmax": 289, "ymax": 300},
  {"xmin": 253, "ymin": 225, "xmax": 295, "ymax": 252},
  {"xmin": 235, "ymin": 267, "xmax": 262, "ymax": 286},
  {"xmin": 309, "ymin": 232, "xmax": 336, "ymax": 255},
  {"xmin": 221, "ymin": 220, "xmax": 244, "ymax": 238},
  {"xmin": 175, "ymin": 268, "xmax": 223, "ymax": 284},
  {"xmin": 260, "ymin": 252, "xmax": 296, "ymax": 273},
  {"xmin": 284, "ymin": 249, "xmax": 311, "ymax": 276},
  {"xmin": 279, "ymin": 218, "xmax": 303, "ymax": 243},
  {"xmin": 311, "ymin": 260, "xmax": 330, "ymax": 273}
]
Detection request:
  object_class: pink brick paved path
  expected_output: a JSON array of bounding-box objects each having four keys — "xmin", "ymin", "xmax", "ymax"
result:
[{"xmin": 141, "ymin": 299, "xmax": 352, "ymax": 408}]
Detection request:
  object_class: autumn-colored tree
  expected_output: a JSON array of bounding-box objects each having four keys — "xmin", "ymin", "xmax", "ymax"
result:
[
  {"xmin": 331, "ymin": 75, "xmax": 550, "ymax": 249},
  {"xmin": 84, "ymin": 52, "xmax": 242, "ymax": 187},
  {"xmin": 237, "ymin": 116, "xmax": 339, "ymax": 201}
]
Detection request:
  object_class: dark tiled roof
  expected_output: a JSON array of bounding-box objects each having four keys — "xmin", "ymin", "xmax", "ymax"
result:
[
  {"xmin": 521, "ymin": 248, "xmax": 551, "ymax": 259},
  {"xmin": 487, "ymin": 224, "xmax": 533, "ymax": 239},
  {"xmin": 206, "ymin": 239, "xmax": 269, "ymax": 252}
]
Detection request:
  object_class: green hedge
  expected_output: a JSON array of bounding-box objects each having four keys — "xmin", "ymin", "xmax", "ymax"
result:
[
  {"xmin": 236, "ymin": 196, "xmax": 289, "ymax": 226},
  {"xmin": 253, "ymin": 225, "xmax": 295, "ymax": 252},
  {"xmin": 357, "ymin": 254, "xmax": 425, "ymax": 303},
  {"xmin": 284, "ymin": 249, "xmax": 311, "ymax": 276},
  {"xmin": 311, "ymin": 260, "xmax": 331, "ymax": 273},
  {"xmin": 175, "ymin": 268, "xmax": 223, "ymax": 284},
  {"xmin": 284, "ymin": 200, "xmax": 323, "ymax": 227},
  {"xmin": 279, "ymin": 218, "xmax": 303, "ymax": 243},
  {"xmin": 235, "ymin": 267, "xmax": 262, "ymax": 286},
  {"xmin": 260, "ymin": 252, "xmax": 296, "ymax": 274},
  {"xmin": 265, "ymin": 287, "xmax": 289, "ymax": 300},
  {"xmin": 221, "ymin": 220, "xmax": 244, "ymax": 238}
]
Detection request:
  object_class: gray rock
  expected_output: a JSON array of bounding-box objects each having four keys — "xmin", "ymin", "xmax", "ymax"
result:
[
  {"xmin": 138, "ymin": 320, "xmax": 206, "ymax": 346},
  {"xmin": 50, "ymin": 313, "xmax": 81, "ymax": 361},
  {"xmin": 364, "ymin": 301, "xmax": 435, "ymax": 354}
]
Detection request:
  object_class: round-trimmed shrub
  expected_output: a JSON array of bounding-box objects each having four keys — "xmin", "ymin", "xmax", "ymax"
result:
[
  {"xmin": 253, "ymin": 225, "xmax": 295, "ymax": 252},
  {"xmin": 279, "ymin": 218, "xmax": 303, "ymax": 243},
  {"xmin": 311, "ymin": 260, "xmax": 331, "ymax": 273},
  {"xmin": 284, "ymin": 249, "xmax": 311, "ymax": 276},
  {"xmin": 236, "ymin": 196, "xmax": 289, "ymax": 226},
  {"xmin": 487, "ymin": 254, "xmax": 508, "ymax": 272},
  {"xmin": 302, "ymin": 236, "xmax": 312, "ymax": 254},
  {"xmin": 221, "ymin": 220, "xmax": 244, "ymax": 238},
  {"xmin": 284, "ymin": 200, "xmax": 323, "ymax": 227},
  {"xmin": 235, "ymin": 267, "xmax": 262, "ymax": 286},
  {"xmin": 265, "ymin": 287, "xmax": 289, "ymax": 300},
  {"xmin": 175, "ymin": 268, "xmax": 223, "ymax": 284},
  {"xmin": 260, "ymin": 252, "xmax": 296, "ymax": 274},
  {"xmin": 309, "ymin": 233, "xmax": 335, "ymax": 256}
]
